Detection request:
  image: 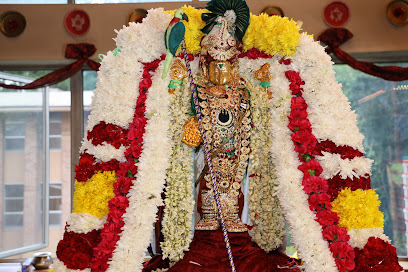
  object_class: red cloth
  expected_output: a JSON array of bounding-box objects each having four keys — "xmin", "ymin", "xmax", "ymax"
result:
[
  {"xmin": 143, "ymin": 229, "xmax": 300, "ymax": 272},
  {"xmin": 318, "ymin": 28, "xmax": 408, "ymax": 81},
  {"xmin": 0, "ymin": 43, "xmax": 100, "ymax": 90}
]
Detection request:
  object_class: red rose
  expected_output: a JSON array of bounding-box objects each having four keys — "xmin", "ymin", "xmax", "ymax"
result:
[
  {"xmin": 316, "ymin": 209, "xmax": 340, "ymax": 226},
  {"xmin": 279, "ymin": 58, "xmax": 292, "ymax": 65},
  {"xmin": 308, "ymin": 193, "xmax": 332, "ymax": 210},
  {"xmin": 290, "ymin": 96, "xmax": 307, "ymax": 111},
  {"xmin": 288, "ymin": 118, "xmax": 312, "ymax": 133},
  {"xmin": 298, "ymin": 160, "xmax": 323, "ymax": 178},
  {"xmin": 113, "ymin": 176, "xmax": 133, "ymax": 195},
  {"xmin": 322, "ymin": 225, "xmax": 350, "ymax": 242},
  {"xmin": 302, "ymin": 176, "xmax": 328, "ymax": 194}
]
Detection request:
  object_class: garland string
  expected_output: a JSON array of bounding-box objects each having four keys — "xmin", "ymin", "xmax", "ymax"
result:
[{"xmin": 181, "ymin": 40, "xmax": 236, "ymax": 272}]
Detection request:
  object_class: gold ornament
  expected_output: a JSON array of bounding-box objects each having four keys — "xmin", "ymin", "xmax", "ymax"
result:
[
  {"xmin": 254, "ymin": 63, "xmax": 272, "ymax": 99},
  {"xmin": 209, "ymin": 61, "xmax": 232, "ymax": 85},
  {"xmin": 168, "ymin": 59, "xmax": 187, "ymax": 94},
  {"xmin": 182, "ymin": 116, "xmax": 203, "ymax": 147}
]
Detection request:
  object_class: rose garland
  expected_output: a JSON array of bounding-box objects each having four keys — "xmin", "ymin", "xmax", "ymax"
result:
[
  {"xmin": 161, "ymin": 68, "xmax": 195, "ymax": 262},
  {"xmin": 247, "ymin": 81, "xmax": 285, "ymax": 251},
  {"xmin": 106, "ymin": 59, "xmax": 172, "ymax": 272},
  {"xmin": 89, "ymin": 59, "xmax": 161, "ymax": 272},
  {"xmin": 285, "ymin": 68, "xmax": 355, "ymax": 272}
]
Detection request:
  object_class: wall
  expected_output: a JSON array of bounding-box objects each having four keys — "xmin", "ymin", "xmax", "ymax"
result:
[{"xmin": 0, "ymin": 0, "xmax": 407, "ymax": 65}]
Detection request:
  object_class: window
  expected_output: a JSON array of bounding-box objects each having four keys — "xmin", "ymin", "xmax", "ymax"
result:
[
  {"xmin": 50, "ymin": 112, "xmax": 62, "ymax": 151},
  {"xmin": 49, "ymin": 182, "xmax": 62, "ymax": 227},
  {"xmin": 3, "ymin": 184, "xmax": 24, "ymax": 229},
  {"xmin": 334, "ymin": 62, "xmax": 408, "ymax": 256},
  {"xmin": 4, "ymin": 113, "xmax": 25, "ymax": 152}
]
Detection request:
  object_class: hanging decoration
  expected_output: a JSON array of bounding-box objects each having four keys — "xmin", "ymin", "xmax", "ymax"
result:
[
  {"xmin": 261, "ymin": 6, "xmax": 284, "ymax": 17},
  {"xmin": 64, "ymin": 9, "xmax": 90, "ymax": 36},
  {"xmin": 323, "ymin": 1, "xmax": 350, "ymax": 28},
  {"xmin": 0, "ymin": 11, "xmax": 26, "ymax": 37},
  {"xmin": 386, "ymin": 0, "xmax": 408, "ymax": 26},
  {"xmin": 127, "ymin": 8, "xmax": 148, "ymax": 24}
]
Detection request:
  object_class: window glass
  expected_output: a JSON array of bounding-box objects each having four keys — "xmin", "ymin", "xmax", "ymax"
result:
[
  {"xmin": 3, "ymin": 184, "xmax": 24, "ymax": 229},
  {"xmin": 334, "ymin": 62, "xmax": 408, "ymax": 256},
  {"xmin": 0, "ymin": 70, "xmax": 70, "ymax": 258}
]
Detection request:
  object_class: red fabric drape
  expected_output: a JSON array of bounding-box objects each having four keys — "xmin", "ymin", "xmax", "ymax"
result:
[
  {"xmin": 318, "ymin": 28, "xmax": 408, "ymax": 81},
  {"xmin": 0, "ymin": 43, "xmax": 100, "ymax": 90}
]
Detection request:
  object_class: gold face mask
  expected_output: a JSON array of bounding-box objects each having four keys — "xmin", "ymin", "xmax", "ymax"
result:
[{"xmin": 209, "ymin": 61, "xmax": 231, "ymax": 85}]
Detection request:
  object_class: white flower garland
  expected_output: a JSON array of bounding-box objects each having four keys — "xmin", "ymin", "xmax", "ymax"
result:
[
  {"xmin": 247, "ymin": 81, "xmax": 285, "ymax": 251},
  {"xmin": 66, "ymin": 213, "xmax": 107, "ymax": 234},
  {"xmin": 107, "ymin": 62, "xmax": 172, "ymax": 272},
  {"xmin": 316, "ymin": 152, "xmax": 373, "ymax": 180},
  {"xmin": 86, "ymin": 50, "xmax": 144, "ymax": 130},
  {"xmin": 268, "ymin": 55, "xmax": 338, "ymax": 272},
  {"xmin": 292, "ymin": 34, "xmax": 365, "ymax": 152},
  {"xmin": 114, "ymin": 8, "xmax": 170, "ymax": 63},
  {"xmin": 161, "ymin": 75, "xmax": 195, "ymax": 262},
  {"xmin": 348, "ymin": 227, "xmax": 390, "ymax": 249},
  {"xmin": 80, "ymin": 140, "xmax": 127, "ymax": 162}
]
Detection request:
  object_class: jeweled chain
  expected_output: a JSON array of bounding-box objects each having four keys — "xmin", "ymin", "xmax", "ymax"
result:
[{"xmin": 181, "ymin": 40, "xmax": 236, "ymax": 272}]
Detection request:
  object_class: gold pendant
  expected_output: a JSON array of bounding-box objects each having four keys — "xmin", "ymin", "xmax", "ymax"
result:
[{"xmin": 182, "ymin": 116, "xmax": 203, "ymax": 147}]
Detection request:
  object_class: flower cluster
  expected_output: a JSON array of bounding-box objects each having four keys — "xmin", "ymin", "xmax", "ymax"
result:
[
  {"xmin": 87, "ymin": 121, "xmax": 129, "ymax": 149},
  {"xmin": 331, "ymin": 188, "xmax": 384, "ymax": 230},
  {"xmin": 72, "ymin": 171, "xmax": 117, "ymax": 218},
  {"xmin": 248, "ymin": 82, "xmax": 285, "ymax": 251},
  {"xmin": 75, "ymin": 153, "xmax": 120, "ymax": 182},
  {"xmin": 243, "ymin": 13, "xmax": 301, "ymax": 57},
  {"xmin": 354, "ymin": 237, "xmax": 403, "ymax": 272},
  {"xmin": 316, "ymin": 140, "xmax": 364, "ymax": 160},
  {"xmin": 327, "ymin": 174, "xmax": 371, "ymax": 201},
  {"xmin": 56, "ymin": 229, "xmax": 102, "ymax": 270},
  {"xmin": 89, "ymin": 59, "xmax": 162, "ymax": 271},
  {"xmin": 285, "ymin": 69, "xmax": 355, "ymax": 272}
]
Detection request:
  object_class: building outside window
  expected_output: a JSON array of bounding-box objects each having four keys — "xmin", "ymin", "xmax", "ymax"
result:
[{"xmin": 3, "ymin": 184, "xmax": 24, "ymax": 229}]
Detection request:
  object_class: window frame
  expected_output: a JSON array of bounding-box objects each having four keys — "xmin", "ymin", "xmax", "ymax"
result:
[{"xmin": 0, "ymin": 71, "xmax": 50, "ymax": 258}]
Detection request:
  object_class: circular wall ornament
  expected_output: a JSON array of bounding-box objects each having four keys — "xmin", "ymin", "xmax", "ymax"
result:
[
  {"xmin": 127, "ymin": 8, "xmax": 148, "ymax": 24},
  {"xmin": 0, "ymin": 11, "xmax": 26, "ymax": 37},
  {"xmin": 261, "ymin": 6, "xmax": 284, "ymax": 17},
  {"xmin": 387, "ymin": 0, "xmax": 408, "ymax": 26},
  {"xmin": 323, "ymin": 1, "xmax": 350, "ymax": 28},
  {"xmin": 64, "ymin": 9, "xmax": 90, "ymax": 36}
]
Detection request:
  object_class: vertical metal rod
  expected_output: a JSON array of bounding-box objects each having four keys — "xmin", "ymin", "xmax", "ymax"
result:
[
  {"xmin": 181, "ymin": 41, "xmax": 236, "ymax": 272},
  {"xmin": 43, "ymin": 86, "xmax": 50, "ymax": 246}
]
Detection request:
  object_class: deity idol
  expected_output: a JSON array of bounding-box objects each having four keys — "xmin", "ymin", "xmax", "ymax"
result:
[{"xmin": 54, "ymin": 0, "xmax": 402, "ymax": 272}]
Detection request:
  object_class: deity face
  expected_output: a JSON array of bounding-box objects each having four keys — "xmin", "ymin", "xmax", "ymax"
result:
[{"xmin": 201, "ymin": 17, "xmax": 239, "ymax": 61}]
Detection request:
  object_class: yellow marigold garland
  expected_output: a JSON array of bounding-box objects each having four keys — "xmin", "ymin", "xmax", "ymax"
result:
[
  {"xmin": 166, "ymin": 7, "xmax": 301, "ymax": 56},
  {"xmin": 72, "ymin": 171, "xmax": 117, "ymax": 218},
  {"xmin": 331, "ymin": 188, "xmax": 384, "ymax": 230}
]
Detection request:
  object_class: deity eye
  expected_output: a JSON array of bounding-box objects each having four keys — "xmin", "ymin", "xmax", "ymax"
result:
[{"xmin": 217, "ymin": 109, "xmax": 233, "ymax": 126}]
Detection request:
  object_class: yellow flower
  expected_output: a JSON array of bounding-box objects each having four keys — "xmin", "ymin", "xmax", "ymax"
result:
[
  {"xmin": 243, "ymin": 13, "xmax": 301, "ymax": 56},
  {"xmin": 73, "ymin": 171, "xmax": 117, "ymax": 218},
  {"xmin": 165, "ymin": 7, "xmax": 301, "ymax": 57},
  {"xmin": 331, "ymin": 188, "xmax": 384, "ymax": 230}
]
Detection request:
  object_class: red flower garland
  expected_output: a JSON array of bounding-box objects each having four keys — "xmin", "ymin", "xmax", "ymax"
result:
[
  {"xmin": 89, "ymin": 56, "xmax": 163, "ymax": 272},
  {"xmin": 315, "ymin": 140, "xmax": 364, "ymax": 160},
  {"xmin": 56, "ymin": 227, "xmax": 102, "ymax": 270},
  {"xmin": 285, "ymin": 69, "xmax": 355, "ymax": 272},
  {"xmin": 87, "ymin": 121, "xmax": 130, "ymax": 149},
  {"xmin": 354, "ymin": 237, "xmax": 403, "ymax": 272}
]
